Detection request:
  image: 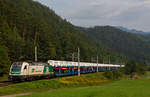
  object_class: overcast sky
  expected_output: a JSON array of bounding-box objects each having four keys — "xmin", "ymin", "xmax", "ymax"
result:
[{"xmin": 35, "ymin": 0, "xmax": 150, "ymax": 32}]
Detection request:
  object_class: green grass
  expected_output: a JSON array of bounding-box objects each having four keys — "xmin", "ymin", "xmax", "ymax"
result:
[
  {"xmin": 0, "ymin": 72, "xmax": 111, "ymax": 96},
  {"xmin": 20, "ymin": 77, "xmax": 150, "ymax": 97},
  {"xmin": 0, "ymin": 75, "xmax": 8, "ymax": 82}
]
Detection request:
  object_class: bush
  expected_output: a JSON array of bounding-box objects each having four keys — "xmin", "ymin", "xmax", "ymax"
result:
[
  {"xmin": 0, "ymin": 45, "xmax": 10, "ymax": 76},
  {"xmin": 136, "ymin": 62, "xmax": 147, "ymax": 75},
  {"xmin": 103, "ymin": 70, "xmax": 113, "ymax": 79},
  {"xmin": 124, "ymin": 61, "xmax": 136, "ymax": 75},
  {"xmin": 125, "ymin": 61, "xmax": 147, "ymax": 75},
  {"xmin": 112, "ymin": 70, "xmax": 123, "ymax": 80},
  {"xmin": 103, "ymin": 70, "xmax": 123, "ymax": 80}
]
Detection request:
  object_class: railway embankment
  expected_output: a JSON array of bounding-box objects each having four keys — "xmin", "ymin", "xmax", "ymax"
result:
[
  {"xmin": 0, "ymin": 72, "xmax": 112, "ymax": 96},
  {"xmin": 0, "ymin": 70, "xmax": 148, "ymax": 96}
]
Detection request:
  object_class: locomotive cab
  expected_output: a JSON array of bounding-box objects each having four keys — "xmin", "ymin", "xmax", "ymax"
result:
[
  {"xmin": 9, "ymin": 62, "xmax": 29, "ymax": 81},
  {"xmin": 9, "ymin": 61, "xmax": 54, "ymax": 81}
]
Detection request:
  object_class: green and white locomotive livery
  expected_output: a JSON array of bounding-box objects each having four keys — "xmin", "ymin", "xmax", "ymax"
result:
[{"xmin": 9, "ymin": 62, "xmax": 54, "ymax": 81}]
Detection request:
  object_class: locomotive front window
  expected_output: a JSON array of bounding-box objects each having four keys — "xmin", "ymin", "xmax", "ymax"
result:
[
  {"xmin": 24, "ymin": 65, "xmax": 27, "ymax": 69},
  {"xmin": 12, "ymin": 62, "xmax": 22, "ymax": 70}
]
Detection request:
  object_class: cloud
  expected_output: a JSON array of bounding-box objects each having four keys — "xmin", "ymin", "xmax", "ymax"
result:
[
  {"xmin": 88, "ymin": 2, "xmax": 100, "ymax": 6},
  {"xmin": 144, "ymin": 0, "xmax": 150, "ymax": 8},
  {"xmin": 35, "ymin": 0, "xmax": 150, "ymax": 32}
]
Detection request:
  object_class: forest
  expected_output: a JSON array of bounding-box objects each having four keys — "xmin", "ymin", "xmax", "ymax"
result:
[
  {"xmin": 78, "ymin": 26, "xmax": 150, "ymax": 62},
  {"xmin": 0, "ymin": 0, "xmax": 126, "ymax": 76}
]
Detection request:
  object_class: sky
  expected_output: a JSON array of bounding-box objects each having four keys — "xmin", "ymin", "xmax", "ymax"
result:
[{"xmin": 35, "ymin": 0, "xmax": 150, "ymax": 32}]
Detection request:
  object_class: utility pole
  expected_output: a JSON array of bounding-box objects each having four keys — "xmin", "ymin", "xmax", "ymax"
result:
[
  {"xmin": 78, "ymin": 48, "xmax": 80, "ymax": 76},
  {"xmin": 120, "ymin": 56, "xmax": 122, "ymax": 68},
  {"xmin": 35, "ymin": 46, "xmax": 37, "ymax": 62},
  {"xmin": 91, "ymin": 57, "xmax": 93, "ymax": 63},
  {"xmin": 72, "ymin": 52, "xmax": 74, "ymax": 62},
  {"xmin": 109, "ymin": 56, "xmax": 110, "ymax": 64},
  {"xmin": 103, "ymin": 57, "xmax": 104, "ymax": 64},
  {"xmin": 0, "ymin": 32, "xmax": 2, "ymax": 37},
  {"xmin": 97, "ymin": 56, "xmax": 99, "ymax": 72},
  {"xmin": 102, "ymin": 55, "xmax": 104, "ymax": 64},
  {"xmin": 108, "ymin": 56, "xmax": 111, "ymax": 70},
  {"xmin": 34, "ymin": 31, "xmax": 38, "ymax": 62}
]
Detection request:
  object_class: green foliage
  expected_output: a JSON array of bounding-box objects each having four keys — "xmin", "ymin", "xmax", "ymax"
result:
[
  {"xmin": 103, "ymin": 70, "xmax": 113, "ymax": 79},
  {"xmin": 103, "ymin": 70, "xmax": 123, "ymax": 80},
  {"xmin": 112, "ymin": 70, "xmax": 123, "ymax": 79},
  {"xmin": 125, "ymin": 61, "xmax": 147, "ymax": 75},
  {"xmin": 0, "ymin": 45, "xmax": 10, "ymax": 76}
]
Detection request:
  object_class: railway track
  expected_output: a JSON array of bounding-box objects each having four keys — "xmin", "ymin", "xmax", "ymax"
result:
[
  {"xmin": 0, "ymin": 78, "xmax": 52, "ymax": 88},
  {"xmin": 0, "ymin": 81, "xmax": 14, "ymax": 87}
]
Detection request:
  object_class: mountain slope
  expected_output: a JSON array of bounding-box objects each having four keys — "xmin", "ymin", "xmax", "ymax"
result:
[
  {"xmin": 79, "ymin": 26, "xmax": 150, "ymax": 62},
  {"xmin": 117, "ymin": 26, "xmax": 150, "ymax": 34},
  {"xmin": 117, "ymin": 26, "xmax": 150, "ymax": 42},
  {"xmin": 0, "ymin": 0, "xmax": 125, "ymax": 73}
]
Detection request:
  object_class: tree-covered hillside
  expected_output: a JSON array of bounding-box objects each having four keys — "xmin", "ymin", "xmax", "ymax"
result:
[
  {"xmin": 79, "ymin": 26, "xmax": 150, "ymax": 62},
  {"xmin": 117, "ymin": 26, "xmax": 150, "ymax": 42},
  {"xmin": 0, "ymin": 0, "xmax": 126, "ymax": 75},
  {"xmin": 138, "ymin": 34, "xmax": 150, "ymax": 42}
]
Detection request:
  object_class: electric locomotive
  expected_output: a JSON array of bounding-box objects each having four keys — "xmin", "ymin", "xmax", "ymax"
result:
[{"xmin": 9, "ymin": 62, "xmax": 54, "ymax": 81}]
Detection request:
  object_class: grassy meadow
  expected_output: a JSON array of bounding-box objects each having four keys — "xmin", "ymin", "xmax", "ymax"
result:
[{"xmin": 20, "ymin": 77, "xmax": 150, "ymax": 97}]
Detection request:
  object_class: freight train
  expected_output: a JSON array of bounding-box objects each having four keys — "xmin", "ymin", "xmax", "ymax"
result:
[{"xmin": 8, "ymin": 60, "xmax": 124, "ymax": 81}]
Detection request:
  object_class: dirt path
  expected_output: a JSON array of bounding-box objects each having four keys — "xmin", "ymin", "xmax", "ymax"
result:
[{"xmin": 0, "ymin": 93, "xmax": 31, "ymax": 97}]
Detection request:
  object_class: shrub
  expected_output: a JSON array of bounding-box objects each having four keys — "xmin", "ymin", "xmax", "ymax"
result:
[
  {"xmin": 0, "ymin": 45, "xmax": 10, "ymax": 76},
  {"xmin": 112, "ymin": 70, "xmax": 123, "ymax": 80},
  {"xmin": 125, "ymin": 61, "xmax": 147, "ymax": 75},
  {"xmin": 103, "ymin": 70, "xmax": 113, "ymax": 79},
  {"xmin": 103, "ymin": 70, "xmax": 123, "ymax": 80}
]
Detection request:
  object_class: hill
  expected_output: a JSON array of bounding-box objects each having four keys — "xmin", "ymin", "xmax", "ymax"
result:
[
  {"xmin": 117, "ymin": 26, "xmax": 150, "ymax": 42},
  {"xmin": 78, "ymin": 26, "xmax": 150, "ymax": 62},
  {"xmin": 0, "ymin": 0, "xmax": 125, "ymax": 75},
  {"xmin": 117, "ymin": 26, "xmax": 150, "ymax": 34},
  {"xmin": 139, "ymin": 34, "xmax": 150, "ymax": 42}
]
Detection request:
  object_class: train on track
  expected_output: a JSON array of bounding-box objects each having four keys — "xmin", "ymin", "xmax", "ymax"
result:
[{"xmin": 9, "ymin": 60, "xmax": 124, "ymax": 81}]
